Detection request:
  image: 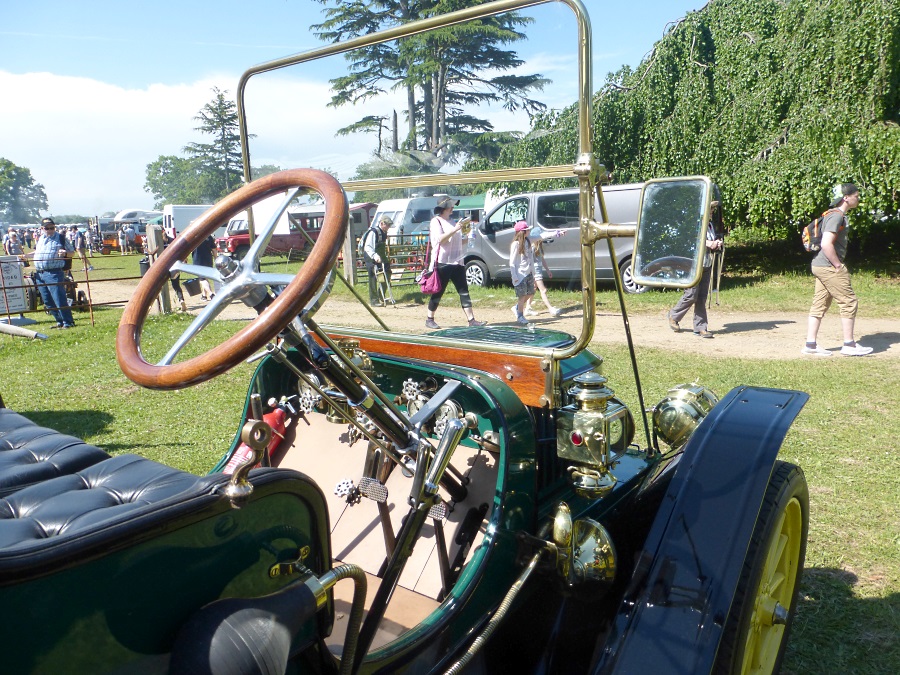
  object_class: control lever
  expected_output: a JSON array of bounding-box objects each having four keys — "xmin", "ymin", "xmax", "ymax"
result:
[{"xmin": 424, "ymin": 418, "xmax": 466, "ymax": 497}]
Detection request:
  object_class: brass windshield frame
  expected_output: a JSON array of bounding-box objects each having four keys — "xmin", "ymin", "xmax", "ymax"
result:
[{"xmin": 236, "ymin": 0, "xmax": 612, "ymax": 380}]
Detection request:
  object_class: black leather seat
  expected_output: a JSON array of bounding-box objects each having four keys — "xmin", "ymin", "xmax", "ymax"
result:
[
  {"xmin": 0, "ymin": 407, "xmax": 220, "ymax": 555},
  {"xmin": 0, "ymin": 408, "xmax": 110, "ymax": 497}
]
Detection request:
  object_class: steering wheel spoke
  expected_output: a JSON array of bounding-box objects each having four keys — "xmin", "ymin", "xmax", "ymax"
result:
[
  {"xmin": 243, "ymin": 189, "xmax": 300, "ymax": 264},
  {"xmin": 171, "ymin": 261, "xmax": 223, "ymax": 283},
  {"xmin": 159, "ymin": 300, "xmax": 231, "ymax": 365},
  {"xmin": 117, "ymin": 169, "xmax": 348, "ymax": 390}
]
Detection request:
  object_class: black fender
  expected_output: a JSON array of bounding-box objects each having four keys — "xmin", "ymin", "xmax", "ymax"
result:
[{"xmin": 592, "ymin": 386, "xmax": 809, "ymax": 674}]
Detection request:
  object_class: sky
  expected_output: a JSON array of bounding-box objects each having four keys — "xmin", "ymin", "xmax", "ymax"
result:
[{"xmin": 0, "ymin": 0, "xmax": 710, "ymax": 218}]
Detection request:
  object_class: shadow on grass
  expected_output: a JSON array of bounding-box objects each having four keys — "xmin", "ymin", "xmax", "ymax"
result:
[
  {"xmin": 785, "ymin": 567, "xmax": 900, "ymax": 675},
  {"xmin": 858, "ymin": 331, "xmax": 900, "ymax": 354},
  {"xmin": 18, "ymin": 409, "xmax": 114, "ymax": 438},
  {"xmin": 720, "ymin": 319, "xmax": 798, "ymax": 334}
]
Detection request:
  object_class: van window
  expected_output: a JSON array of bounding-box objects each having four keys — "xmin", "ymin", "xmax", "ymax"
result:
[
  {"xmin": 536, "ymin": 194, "xmax": 579, "ymax": 229},
  {"xmin": 411, "ymin": 209, "xmax": 432, "ymax": 224},
  {"xmin": 484, "ymin": 198, "xmax": 528, "ymax": 234}
]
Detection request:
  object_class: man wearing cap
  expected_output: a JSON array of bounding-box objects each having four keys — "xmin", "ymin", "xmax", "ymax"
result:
[
  {"xmin": 803, "ymin": 183, "xmax": 872, "ymax": 356},
  {"xmin": 362, "ymin": 215, "xmax": 392, "ymax": 306},
  {"xmin": 31, "ymin": 217, "xmax": 76, "ymax": 329}
]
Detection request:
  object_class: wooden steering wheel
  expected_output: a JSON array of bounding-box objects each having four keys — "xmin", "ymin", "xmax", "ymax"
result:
[{"xmin": 117, "ymin": 169, "xmax": 348, "ymax": 390}]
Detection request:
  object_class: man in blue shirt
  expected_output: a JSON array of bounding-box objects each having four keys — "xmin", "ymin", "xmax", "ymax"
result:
[{"xmin": 32, "ymin": 217, "xmax": 76, "ymax": 329}]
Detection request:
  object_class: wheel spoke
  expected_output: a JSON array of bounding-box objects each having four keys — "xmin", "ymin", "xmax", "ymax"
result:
[
  {"xmin": 762, "ymin": 512, "xmax": 787, "ymax": 581},
  {"xmin": 157, "ymin": 293, "xmax": 233, "ymax": 365},
  {"xmin": 245, "ymin": 189, "xmax": 299, "ymax": 262},
  {"xmin": 171, "ymin": 261, "xmax": 222, "ymax": 283}
]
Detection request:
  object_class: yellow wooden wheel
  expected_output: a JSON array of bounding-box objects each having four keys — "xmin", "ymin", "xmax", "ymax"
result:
[
  {"xmin": 739, "ymin": 494, "xmax": 804, "ymax": 673},
  {"xmin": 715, "ymin": 461, "xmax": 809, "ymax": 675}
]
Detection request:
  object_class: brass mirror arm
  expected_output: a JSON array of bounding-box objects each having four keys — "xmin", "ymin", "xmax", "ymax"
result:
[{"xmin": 585, "ymin": 222, "xmax": 637, "ymax": 243}]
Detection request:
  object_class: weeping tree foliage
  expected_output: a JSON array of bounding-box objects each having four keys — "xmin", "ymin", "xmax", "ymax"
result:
[{"xmin": 469, "ymin": 0, "xmax": 900, "ymax": 247}]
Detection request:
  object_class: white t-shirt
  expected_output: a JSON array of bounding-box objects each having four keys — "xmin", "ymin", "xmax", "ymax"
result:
[{"xmin": 429, "ymin": 216, "xmax": 463, "ymax": 268}]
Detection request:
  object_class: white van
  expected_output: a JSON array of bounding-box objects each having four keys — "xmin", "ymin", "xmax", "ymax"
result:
[
  {"xmin": 371, "ymin": 196, "xmax": 443, "ymax": 243},
  {"xmin": 162, "ymin": 204, "xmax": 218, "ymax": 240}
]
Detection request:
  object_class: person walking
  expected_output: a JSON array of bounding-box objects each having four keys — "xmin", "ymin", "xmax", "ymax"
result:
[
  {"xmin": 424, "ymin": 197, "xmax": 486, "ymax": 329},
  {"xmin": 73, "ymin": 227, "xmax": 92, "ymax": 271},
  {"xmin": 117, "ymin": 226, "xmax": 128, "ymax": 255},
  {"xmin": 524, "ymin": 228, "xmax": 564, "ymax": 317},
  {"xmin": 192, "ymin": 234, "xmax": 216, "ymax": 300},
  {"xmin": 509, "ymin": 220, "xmax": 536, "ymax": 326},
  {"xmin": 362, "ymin": 215, "xmax": 392, "ymax": 306},
  {"xmin": 30, "ymin": 217, "xmax": 76, "ymax": 329},
  {"xmin": 668, "ymin": 189, "xmax": 725, "ymax": 338},
  {"xmin": 802, "ymin": 183, "xmax": 872, "ymax": 357}
]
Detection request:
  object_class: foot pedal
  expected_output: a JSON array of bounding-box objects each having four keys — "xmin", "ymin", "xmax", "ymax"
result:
[
  {"xmin": 358, "ymin": 476, "xmax": 388, "ymax": 503},
  {"xmin": 428, "ymin": 500, "xmax": 448, "ymax": 521}
]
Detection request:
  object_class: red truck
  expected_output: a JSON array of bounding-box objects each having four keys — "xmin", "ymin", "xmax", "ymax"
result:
[{"xmin": 215, "ymin": 202, "xmax": 376, "ymax": 259}]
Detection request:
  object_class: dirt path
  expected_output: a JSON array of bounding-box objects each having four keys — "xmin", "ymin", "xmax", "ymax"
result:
[{"xmin": 80, "ymin": 275, "xmax": 900, "ymax": 360}]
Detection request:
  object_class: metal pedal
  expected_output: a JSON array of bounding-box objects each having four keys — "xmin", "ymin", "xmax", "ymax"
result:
[
  {"xmin": 358, "ymin": 476, "xmax": 388, "ymax": 503},
  {"xmin": 334, "ymin": 479, "xmax": 354, "ymax": 497},
  {"xmin": 428, "ymin": 501, "xmax": 448, "ymax": 521}
]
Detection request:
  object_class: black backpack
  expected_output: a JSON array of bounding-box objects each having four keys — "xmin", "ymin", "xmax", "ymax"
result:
[
  {"xmin": 357, "ymin": 226, "xmax": 378, "ymax": 256},
  {"xmin": 802, "ymin": 209, "xmax": 843, "ymax": 253}
]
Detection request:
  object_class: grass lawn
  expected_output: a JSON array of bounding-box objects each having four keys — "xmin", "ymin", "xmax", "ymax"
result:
[{"xmin": 1, "ymin": 242, "xmax": 897, "ymax": 673}]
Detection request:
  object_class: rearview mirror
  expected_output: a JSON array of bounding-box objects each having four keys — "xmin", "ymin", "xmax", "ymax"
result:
[{"xmin": 631, "ymin": 177, "xmax": 711, "ymax": 289}]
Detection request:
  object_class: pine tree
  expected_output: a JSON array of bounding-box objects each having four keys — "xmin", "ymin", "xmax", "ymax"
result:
[{"xmin": 312, "ymin": 0, "xmax": 547, "ymax": 168}]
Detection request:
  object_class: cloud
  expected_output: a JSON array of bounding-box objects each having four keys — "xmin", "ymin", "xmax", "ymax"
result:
[
  {"xmin": 0, "ymin": 70, "xmax": 374, "ymax": 216},
  {"xmin": 0, "ymin": 65, "xmax": 544, "ymax": 218}
]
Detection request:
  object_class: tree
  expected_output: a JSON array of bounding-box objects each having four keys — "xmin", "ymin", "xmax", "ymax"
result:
[
  {"xmin": 0, "ymin": 158, "xmax": 48, "ymax": 223},
  {"xmin": 183, "ymin": 87, "xmax": 244, "ymax": 196},
  {"xmin": 472, "ymin": 0, "xmax": 900, "ymax": 249},
  {"xmin": 145, "ymin": 90, "xmax": 266, "ymax": 207},
  {"xmin": 144, "ymin": 155, "xmax": 217, "ymax": 207},
  {"xmin": 312, "ymin": 0, "xmax": 547, "ymax": 169},
  {"xmin": 251, "ymin": 164, "xmax": 284, "ymax": 180}
]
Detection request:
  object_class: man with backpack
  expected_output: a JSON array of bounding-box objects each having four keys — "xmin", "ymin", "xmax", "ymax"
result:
[
  {"xmin": 361, "ymin": 215, "xmax": 392, "ymax": 306},
  {"xmin": 802, "ymin": 182, "xmax": 872, "ymax": 357}
]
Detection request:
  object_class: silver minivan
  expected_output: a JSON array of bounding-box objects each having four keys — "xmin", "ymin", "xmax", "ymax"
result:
[{"xmin": 463, "ymin": 184, "xmax": 646, "ymax": 293}]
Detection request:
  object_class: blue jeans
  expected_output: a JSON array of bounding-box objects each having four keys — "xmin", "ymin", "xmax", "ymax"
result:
[{"xmin": 35, "ymin": 269, "xmax": 74, "ymax": 326}]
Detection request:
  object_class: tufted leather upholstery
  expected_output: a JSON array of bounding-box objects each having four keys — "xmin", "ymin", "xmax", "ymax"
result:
[
  {"xmin": 0, "ymin": 408, "xmax": 110, "ymax": 497},
  {"xmin": 0, "ymin": 407, "xmax": 220, "ymax": 554}
]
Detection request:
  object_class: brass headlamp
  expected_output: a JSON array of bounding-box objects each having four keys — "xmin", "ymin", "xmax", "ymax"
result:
[{"xmin": 556, "ymin": 371, "xmax": 635, "ymax": 498}]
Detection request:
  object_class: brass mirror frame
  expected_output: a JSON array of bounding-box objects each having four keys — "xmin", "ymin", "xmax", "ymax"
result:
[
  {"xmin": 631, "ymin": 176, "xmax": 713, "ymax": 290},
  {"xmin": 234, "ymin": 0, "xmax": 597, "ymax": 372}
]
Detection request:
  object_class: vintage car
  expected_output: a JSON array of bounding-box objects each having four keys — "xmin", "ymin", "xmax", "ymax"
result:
[{"xmin": 0, "ymin": 1, "xmax": 808, "ymax": 674}]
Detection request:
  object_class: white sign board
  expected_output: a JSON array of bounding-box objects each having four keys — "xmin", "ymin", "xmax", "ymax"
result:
[{"xmin": 0, "ymin": 256, "xmax": 28, "ymax": 313}]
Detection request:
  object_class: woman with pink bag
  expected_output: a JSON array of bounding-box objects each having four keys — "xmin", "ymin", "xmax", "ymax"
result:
[{"xmin": 424, "ymin": 197, "xmax": 487, "ymax": 330}]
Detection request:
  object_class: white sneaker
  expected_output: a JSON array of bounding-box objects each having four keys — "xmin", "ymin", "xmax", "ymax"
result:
[
  {"xmin": 801, "ymin": 345, "xmax": 832, "ymax": 357},
  {"xmin": 517, "ymin": 315, "xmax": 529, "ymax": 326},
  {"xmin": 548, "ymin": 306, "xmax": 562, "ymax": 316},
  {"xmin": 523, "ymin": 307, "xmax": 538, "ymax": 317},
  {"xmin": 840, "ymin": 343, "xmax": 873, "ymax": 356}
]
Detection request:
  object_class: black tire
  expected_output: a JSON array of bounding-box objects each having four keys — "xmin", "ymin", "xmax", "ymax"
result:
[
  {"xmin": 619, "ymin": 256, "xmax": 649, "ymax": 294},
  {"xmin": 714, "ymin": 461, "xmax": 809, "ymax": 675},
  {"xmin": 23, "ymin": 276, "xmax": 39, "ymax": 311},
  {"xmin": 234, "ymin": 245, "xmax": 250, "ymax": 261},
  {"xmin": 465, "ymin": 259, "xmax": 489, "ymax": 287}
]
